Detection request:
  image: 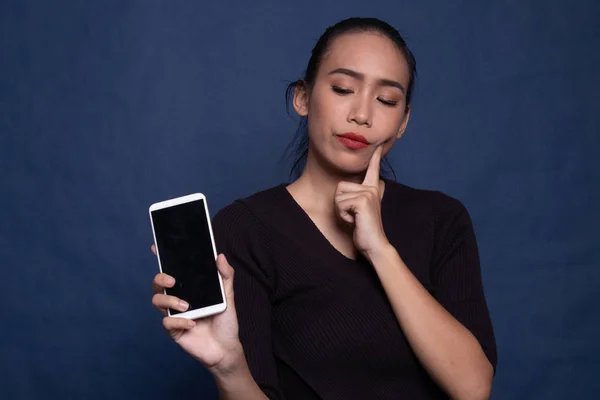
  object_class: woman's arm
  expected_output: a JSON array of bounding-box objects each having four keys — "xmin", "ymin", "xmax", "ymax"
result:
[
  {"xmin": 368, "ymin": 244, "xmax": 493, "ymax": 400},
  {"xmin": 335, "ymin": 148, "xmax": 496, "ymax": 399},
  {"xmin": 211, "ymin": 202, "xmax": 284, "ymax": 400},
  {"xmin": 212, "ymin": 347, "xmax": 269, "ymax": 400}
]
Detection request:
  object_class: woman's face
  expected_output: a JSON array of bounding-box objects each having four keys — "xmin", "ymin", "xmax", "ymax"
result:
[{"xmin": 294, "ymin": 32, "xmax": 411, "ymax": 176}]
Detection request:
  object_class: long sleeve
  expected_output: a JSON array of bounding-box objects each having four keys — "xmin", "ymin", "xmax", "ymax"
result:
[
  {"xmin": 430, "ymin": 195, "xmax": 498, "ymax": 371},
  {"xmin": 212, "ymin": 201, "xmax": 282, "ymax": 399},
  {"xmin": 205, "ymin": 182, "xmax": 494, "ymax": 399}
]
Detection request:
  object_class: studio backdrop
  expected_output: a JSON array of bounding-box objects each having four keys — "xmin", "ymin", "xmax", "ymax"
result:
[{"xmin": 1, "ymin": 0, "xmax": 599, "ymax": 398}]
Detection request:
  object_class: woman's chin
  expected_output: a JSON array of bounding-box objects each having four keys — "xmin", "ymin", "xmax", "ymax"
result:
[
  {"xmin": 311, "ymin": 145, "xmax": 369, "ymax": 177},
  {"xmin": 328, "ymin": 158, "xmax": 368, "ymax": 178}
]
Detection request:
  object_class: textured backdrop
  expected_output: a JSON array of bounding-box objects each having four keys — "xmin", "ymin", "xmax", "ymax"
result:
[{"xmin": 1, "ymin": 0, "xmax": 599, "ymax": 398}]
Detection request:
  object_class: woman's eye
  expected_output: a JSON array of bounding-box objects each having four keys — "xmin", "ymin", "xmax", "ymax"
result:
[
  {"xmin": 378, "ymin": 98, "xmax": 398, "ymax": 107},
  {"xmin": 331, "ymin": 85, "xmax": 353, "ymax": 94}
]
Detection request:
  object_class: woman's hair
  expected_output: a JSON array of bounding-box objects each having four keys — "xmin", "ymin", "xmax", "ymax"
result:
[{"xmin": 284, "ymin": 17, "xmax": 417, "ymax": 181}]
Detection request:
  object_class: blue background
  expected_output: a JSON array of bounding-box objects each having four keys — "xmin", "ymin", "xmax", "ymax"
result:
[{"xmin": 2, "ymin": 0, "xmax": 599, "ymax": 398}]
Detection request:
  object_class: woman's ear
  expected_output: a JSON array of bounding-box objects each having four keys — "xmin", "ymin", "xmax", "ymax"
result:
[
  {"xmin": 293, "ymin": 80, "xmax": 309, "ymax": 117},
  {"xmin": 396, "ymin": 106, "xmax": 411, "ymax": 139}
]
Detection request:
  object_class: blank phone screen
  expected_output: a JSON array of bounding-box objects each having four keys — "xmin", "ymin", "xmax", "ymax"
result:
[{"xmin": 151, "ymin": 199, "xmax": 223, "ymax": 314}]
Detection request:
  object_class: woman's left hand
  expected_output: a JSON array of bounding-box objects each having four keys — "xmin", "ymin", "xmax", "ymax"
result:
[{"xmin": 335, "ymin": 145, "xmax": 390, "ymax": 261}]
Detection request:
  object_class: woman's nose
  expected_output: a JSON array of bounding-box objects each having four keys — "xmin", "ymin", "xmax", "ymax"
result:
[{"xmin": 347, "ymin": 95, "xmax": 372, "ymax": 127}]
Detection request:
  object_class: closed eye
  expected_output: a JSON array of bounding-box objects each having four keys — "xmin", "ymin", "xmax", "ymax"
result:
[
  {"xmin": 332, "ymin": 85, "xmax": 398, "ymax": 107},
  {"xmin": 331, "ymin": 85, "xmax": 353, "ymax": 94},
  {"xmin": 378, "ymin": 98, "xmax": 398, "ymax": 107}
]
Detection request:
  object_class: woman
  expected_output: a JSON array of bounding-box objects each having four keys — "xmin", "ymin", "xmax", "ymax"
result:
[{"xmin": 151, "ymin": 17, "xmax": 497, "ymax": 400}]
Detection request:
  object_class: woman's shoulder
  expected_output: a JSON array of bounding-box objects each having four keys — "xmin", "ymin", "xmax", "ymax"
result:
[
  {"xmin": 384, "ymin": 179, "xmax": 468, "ymax": 215},
  {"xmin": 385, "ymin": 180, "xmax": 476, "ymax": 243},
  {"xmin": 212, "ymin": 183, "xmax": 287, "ymax": 231},
  {"xmin": 211, "ymin": 183, "xmax": 301, "ymax": 264}
]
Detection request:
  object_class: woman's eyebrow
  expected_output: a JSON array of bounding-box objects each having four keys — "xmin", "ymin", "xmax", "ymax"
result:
[{"xmin": 327, "ymin": 67, "xmax": 405, "ymax": 94}]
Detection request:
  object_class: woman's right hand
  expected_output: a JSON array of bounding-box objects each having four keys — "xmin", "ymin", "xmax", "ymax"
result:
[{"xmin": 151, "ymin": 244, "xmax": 244, "ymax": 375}]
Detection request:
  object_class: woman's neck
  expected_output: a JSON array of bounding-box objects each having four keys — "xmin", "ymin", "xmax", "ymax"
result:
[{"xmin": 286, "ymin": 148, "xmax": 376, "ymax": 215}]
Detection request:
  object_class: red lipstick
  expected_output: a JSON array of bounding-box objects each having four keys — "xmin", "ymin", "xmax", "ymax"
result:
[{"xmin": 336, "ymin": 132, "xmax": 369, "ymax": 150}]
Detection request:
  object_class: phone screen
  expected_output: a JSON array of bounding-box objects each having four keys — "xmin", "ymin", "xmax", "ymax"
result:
[{"xmin": 151, "ymin": 199, "xmax": 223, "ymax": 314}]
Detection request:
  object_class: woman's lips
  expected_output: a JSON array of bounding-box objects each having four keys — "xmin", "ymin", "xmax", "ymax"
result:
[
  {"xmin": 336, "ymin": 136, "xmax": 369, "ymax": 149},
  {"xmin": 336, "ymin": 132, "xmax": 369, "ymax": 150}
]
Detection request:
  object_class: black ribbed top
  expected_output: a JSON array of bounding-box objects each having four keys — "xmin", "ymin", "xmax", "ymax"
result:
[{"xmin": 212, "ymin": 180, "xmax": 497, "ymax": 399}]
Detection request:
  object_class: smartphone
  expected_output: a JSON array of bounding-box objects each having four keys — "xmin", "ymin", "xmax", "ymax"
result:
[{"xmin": 149, "ymin": 193, "xmax": 227, "ymax": 319}]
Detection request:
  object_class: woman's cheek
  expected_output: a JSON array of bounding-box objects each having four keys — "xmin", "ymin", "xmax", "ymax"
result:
[{"xmin": 382, "ymin": 135, "xmax": 398, "ymax": 153}]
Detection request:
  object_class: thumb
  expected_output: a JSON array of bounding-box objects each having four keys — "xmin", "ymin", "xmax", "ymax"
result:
[{"xmin": 216, "ymin": 253, "xmax": 235, "ymax": 289}]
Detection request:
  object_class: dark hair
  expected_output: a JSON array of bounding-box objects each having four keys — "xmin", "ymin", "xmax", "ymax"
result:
[{"xmin": 283, "ymin": 17, "xmax": 417, "ymax": 181}]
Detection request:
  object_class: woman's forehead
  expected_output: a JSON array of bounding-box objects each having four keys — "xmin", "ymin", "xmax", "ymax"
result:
[{"xmin": 319, "ymin": 32, "xmax": 410, "ymax": 84}]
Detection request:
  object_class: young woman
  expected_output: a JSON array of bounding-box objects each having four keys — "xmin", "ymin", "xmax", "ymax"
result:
[{"xmin": 151, "ymin": 17, "xmax": 497, "ymax": 400}]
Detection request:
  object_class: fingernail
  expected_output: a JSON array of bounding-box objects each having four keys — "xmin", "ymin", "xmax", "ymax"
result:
[
  {"xmin": 165, "ymin": 276, "xmax": 175, "ymax": 285},
  {"xmin": 179, "ymin": 300, "xmax": 189, "ymax": 310},
  {"xmin": 187, "ymin": 320, "xmax": 195, "ymax": 328}
]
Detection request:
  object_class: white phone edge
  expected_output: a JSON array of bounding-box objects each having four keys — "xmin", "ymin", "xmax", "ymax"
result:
[{"xmin": 148, "ymin": 192, "xmax": 227, "ymax": 319}]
